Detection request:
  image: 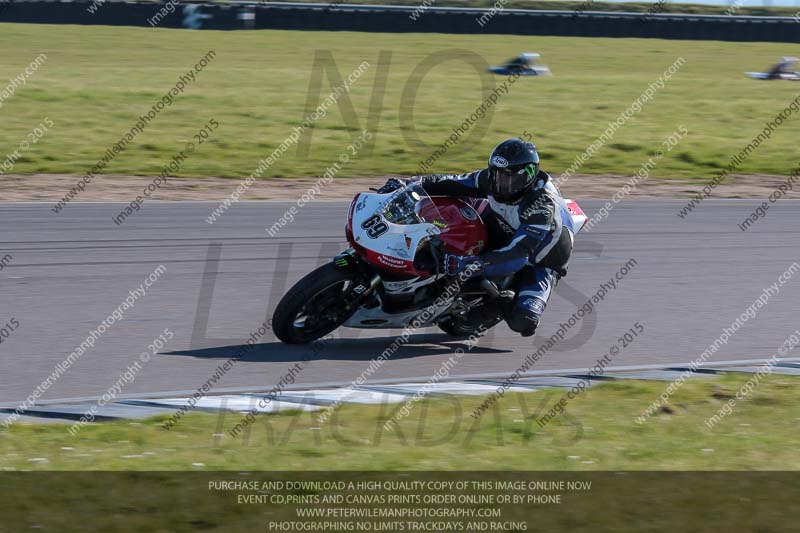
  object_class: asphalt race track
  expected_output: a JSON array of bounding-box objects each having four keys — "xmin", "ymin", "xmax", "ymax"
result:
[{"xmin": 1, "ymin": 199, "xmax": 798, "ymax": 405}]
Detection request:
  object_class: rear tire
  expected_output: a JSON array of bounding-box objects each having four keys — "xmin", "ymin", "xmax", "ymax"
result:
[{"xmin": 273, "ymin": 263, "xmax": 362, "ymax": 344}]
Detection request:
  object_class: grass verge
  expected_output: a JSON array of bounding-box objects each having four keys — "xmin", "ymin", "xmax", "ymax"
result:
[
  {"xmin": 0, "ymin": 25, "xmax": 799, "ymax": 181},
  {"xmin": 2, "ymin": 373, "xmax": 799, "ymax": 470}
]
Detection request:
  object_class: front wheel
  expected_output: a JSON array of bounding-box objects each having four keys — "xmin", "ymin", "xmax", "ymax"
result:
[{"xmin": 272, "ymin": 263, "xmax": 363, "ymax": 344}]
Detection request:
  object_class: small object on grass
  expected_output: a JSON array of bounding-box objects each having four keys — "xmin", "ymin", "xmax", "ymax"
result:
[
  {"xmin": 712, "ymin": 388, "xmax": 733, "ymax": 400},
  {"xmin": 745, "ymin": 57, "xmax": 800, "ymax": 81},
  {"xmin": 488, "ymin": 53, "xmax": 552, "ymax": 77}
]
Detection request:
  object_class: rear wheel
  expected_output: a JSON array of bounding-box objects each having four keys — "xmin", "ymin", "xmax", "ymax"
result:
[{"xmin": 273, "ymin": 263, "xmax": 363, "ymax": 344}]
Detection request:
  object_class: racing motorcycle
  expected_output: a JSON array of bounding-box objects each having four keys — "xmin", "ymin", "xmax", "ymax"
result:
[{"xmin": 272, "ymin": 183, "xmax": 587, "ymax": 344}]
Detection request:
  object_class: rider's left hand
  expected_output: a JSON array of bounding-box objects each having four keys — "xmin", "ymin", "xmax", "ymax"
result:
[
  {"xmin": 376, "ymin": 178, "xmax": 406, "ymax": 194},
  {"xmin": 444, "ymin": 254, "xmax": 484, "ymax": 277}
]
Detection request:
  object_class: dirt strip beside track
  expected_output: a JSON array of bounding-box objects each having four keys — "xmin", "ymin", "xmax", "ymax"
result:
[{"xmin": 2, "ymin": 173, "xmax": 798, "ymax": 202}]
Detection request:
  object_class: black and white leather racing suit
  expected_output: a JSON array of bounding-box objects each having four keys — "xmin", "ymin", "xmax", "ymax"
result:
[{"xmin": 414, "ymin": 168, "xmax": 575, "ymax": 335}]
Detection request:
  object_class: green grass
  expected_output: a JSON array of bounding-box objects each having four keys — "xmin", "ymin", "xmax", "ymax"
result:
[
  {"xmin": 0, "ymin": 24, "xmax": 799, "ymax": 181},
  {"xmin": 2, "ymin": 373, "xmax": 799, "ymax": 470}
]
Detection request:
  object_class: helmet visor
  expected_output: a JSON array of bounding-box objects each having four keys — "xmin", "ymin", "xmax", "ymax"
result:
[{"xmin": 490, "ymin": 165, "xmax": 536, "ymax": 199}]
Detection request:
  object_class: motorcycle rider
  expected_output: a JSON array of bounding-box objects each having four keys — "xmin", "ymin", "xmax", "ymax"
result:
[{"xmin": 377, "ymin": 138, "xmax": 575, "ymax": 337}]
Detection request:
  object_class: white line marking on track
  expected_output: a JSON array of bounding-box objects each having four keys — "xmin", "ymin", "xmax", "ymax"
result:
[{"xmin": 1, "ymin": 355, "xmax": 797, "ymax": 409}]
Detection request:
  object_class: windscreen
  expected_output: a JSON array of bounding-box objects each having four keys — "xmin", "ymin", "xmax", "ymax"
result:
[{"xmin": 381, "ymin": 183, "xmax": 441, "ymax": 226}]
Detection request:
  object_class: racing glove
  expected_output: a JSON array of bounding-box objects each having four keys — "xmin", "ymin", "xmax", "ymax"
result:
[
  {"xmin": 376, "ymin": 177, "xmax": 407, "ymax": 194},
  {"xmin": 444, "ymin": 254, "xmax": 485, "ymax": 277}
]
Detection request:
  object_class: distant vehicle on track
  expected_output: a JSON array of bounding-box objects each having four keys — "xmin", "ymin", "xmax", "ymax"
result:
[
  {"xmin": 745, "ymin": 57, "xmax": 800, "ymax": 81},
  {"xmin": 488, "ymin": 53, "xmax": 552, "ymax": 77}
]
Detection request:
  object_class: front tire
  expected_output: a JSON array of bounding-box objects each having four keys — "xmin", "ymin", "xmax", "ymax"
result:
[{"xmin": 273, "ymin": 263, "xmax": 362, "ymax": 344}]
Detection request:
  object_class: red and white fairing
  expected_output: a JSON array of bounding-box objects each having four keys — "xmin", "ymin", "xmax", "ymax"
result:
[
  {"xmin": 341, "ymin": 185, "xmax": 588, "ymax": 329},
  {"xmin": 565, "ymin": 198, "xmax": 587, "ymax": 232},
  {"xmin": 346, "ymin": 188, "xmax": 588, "ymax": 279},
  {"xmin": 346, "ymin": 189, "xmax": 488, "ymax": 280}
]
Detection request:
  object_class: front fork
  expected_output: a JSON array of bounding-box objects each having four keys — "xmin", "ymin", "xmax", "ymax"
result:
[{"xmin": 333, "ymin": 248, "xmax": 381, "ymax": 309}]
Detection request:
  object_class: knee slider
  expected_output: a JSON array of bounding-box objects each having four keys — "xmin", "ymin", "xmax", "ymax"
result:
[{"xmin": 507, "ymin": 296, "xmax": 542, "ymax": 335}]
